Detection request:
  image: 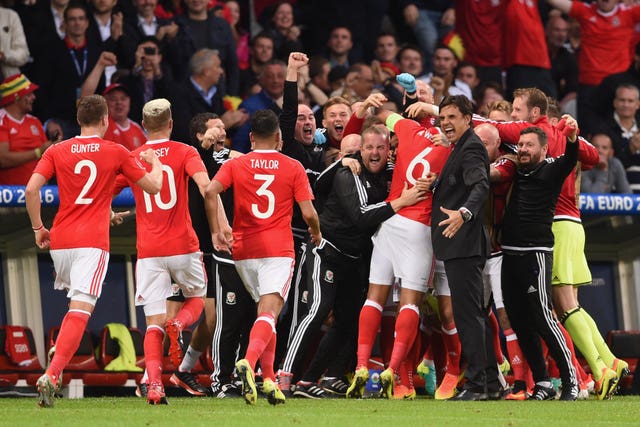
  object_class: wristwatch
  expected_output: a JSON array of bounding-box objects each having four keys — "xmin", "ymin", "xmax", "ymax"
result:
[{"xmin": 459, "ymin": 207, "xmax": 472, "ymax": 222}]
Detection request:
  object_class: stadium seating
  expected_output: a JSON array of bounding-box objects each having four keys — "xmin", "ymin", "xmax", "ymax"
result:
[
  {"xmin": 607, "ymin": 330, "xmax": 640, "ymax": 393},
  {"xmin": 0, "ymin": 325, "xmax": 43, "ymax": 386}
]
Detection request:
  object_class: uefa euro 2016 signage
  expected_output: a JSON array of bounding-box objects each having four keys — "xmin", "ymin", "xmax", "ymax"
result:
[
  {"xmin": 1, "ymin": 185, "xmax": 640, "ymax": 215},
  {"xmin": 579, "ymin": 194, "xmax": 640, "ymax": 215}
]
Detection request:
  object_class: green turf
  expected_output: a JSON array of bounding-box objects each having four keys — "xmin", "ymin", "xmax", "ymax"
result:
[{"xmin": 5, "ymin": 395, "xmax": 640, "ymax": 427}]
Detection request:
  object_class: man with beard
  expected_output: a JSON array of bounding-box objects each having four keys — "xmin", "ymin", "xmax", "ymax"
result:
[{"xmin": 500, "ymin": 122, "xmax": 580, "ymax": 401}]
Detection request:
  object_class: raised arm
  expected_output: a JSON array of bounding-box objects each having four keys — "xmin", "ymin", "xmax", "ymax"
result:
[{"xmin": 545, "ymin": 0, "xmax": 572, "ymax": 14}]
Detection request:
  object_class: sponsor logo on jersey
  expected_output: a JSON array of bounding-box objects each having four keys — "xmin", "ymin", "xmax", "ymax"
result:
[{"xmin": 30, "ymin": 124, "xmax": 40, "ymax": 136}]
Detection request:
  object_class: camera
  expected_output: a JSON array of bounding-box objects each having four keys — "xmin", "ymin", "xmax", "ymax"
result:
[{"xmin": 143, "ymin": 46, "xmax": 157, "ymax": 55}]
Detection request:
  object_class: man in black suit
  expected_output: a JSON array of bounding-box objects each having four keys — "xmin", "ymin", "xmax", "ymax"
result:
[{"xmin": 430, "ymin": 95, "xmax": 498, "ymax": 400}]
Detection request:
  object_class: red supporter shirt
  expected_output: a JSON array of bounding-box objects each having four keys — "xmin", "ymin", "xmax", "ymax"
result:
[
  {"xmin": 114, "ymin": 139, "xmax": 206, "ymax": 258},
  {"xmin": 455, "ymin": 0, "xmax": 504, "ymax": 67},
  {"xmin": 503, "ymin": 0, "xmax": 550, "ymax": 70},
  {"xmin": 104, "ymin": 117, "xmax": 146, "ymax": 152},
  {"xmin": 0, "ymin": 113, "xmax": 47, "ymax": 184},
  {"xmin": 33, "ymin": 136, "xmax": 147, "ymax": 251},
  {"xmin": 569, "ymin": 2, "xmax": 640, "ymax": 85},
  {"xmin": 388, "ymin": 119, "xmax": 451, "ymax": 226},
  {"xmin": 473, "ymin": 115, "xmax": 599, "ymax": 220},
  {"xmin": 214, "ymin": 150, "xmax": 313, "ymax": 260},
  {"xmin": 489, "ymin": 154, "xmax": 517, "ymax": 252}
]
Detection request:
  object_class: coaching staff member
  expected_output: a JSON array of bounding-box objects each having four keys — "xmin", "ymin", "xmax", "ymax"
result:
[
  {"xmin": 501, "ymin": 122, "xmax": 580, "ymax": 401},
  {"xmin": 430, "ymin": 95, "xmax": 497, "ymax": 401}
]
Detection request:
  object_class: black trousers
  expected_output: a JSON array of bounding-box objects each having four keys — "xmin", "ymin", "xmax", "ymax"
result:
[
  {"xmin": 275, "ymin": 236, "xmax": 309, "ymax": 367},
  {"xmin": 445, "ymin": 256, "xmax": 499, "ymax": 393},
  {"xmin": 281, "ymin": 240, "xmax": 366, "ymax": 382},
  {"xmin": 501, "ymin": 251, "xmax": 577, "ymax": 387},
  {"xmin": 210, "ymin": 260, "xmax": 255, "ymax": 386}
]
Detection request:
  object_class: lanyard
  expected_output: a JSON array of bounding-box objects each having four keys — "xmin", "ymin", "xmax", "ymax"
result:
[{"xmin": 69, "ymin": 48, "xmax": 88, "ymax": 77}]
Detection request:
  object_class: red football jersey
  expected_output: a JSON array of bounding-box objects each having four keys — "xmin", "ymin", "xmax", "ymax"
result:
[
  {"xmin": 0, "ymin": 113, "xmax": 47, "ymax": 184},
  {"xmin": 569, "ymin": 2, "xmax": 640, "ymax": 85},
  {"xmin": 115, "ymin": 139, "xmax": 207, "ymax": 258},
  {"xmin": 473, "ymin": 115, "xmax": 599, "ymax": 220},
  {"xmin": 104, "ymin": 117, "xmax": 146, "ymax": 151},
  {"xmin": 488, "ymin": 154, "xmax": 517, "ymax": 252},
  {"xmin": 388, "ymin": 119, "xmax": 451, "ymax": 226},
  {"xmin": 33, "ymin": 136, "xmax": 147, "ymax": 251},
  {"xmin": 503, "ymin": 0, "xmax": 550, "ymax": 69},
  {"xmin": 455, "ymin": 0, "xmax": 504, "ymax": 67},
  {"xmin": 214, "ymin": 150, "xmax": 313, "ymax": 260}
]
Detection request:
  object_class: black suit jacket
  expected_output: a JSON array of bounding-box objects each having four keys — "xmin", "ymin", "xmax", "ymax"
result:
[
  {"xmin": 169, "ymin": 79, "xmax": 224, "ymax": 144},
  {"xmin": 431, "ymin": 128, "xmax": 490, "ymax": 261}
]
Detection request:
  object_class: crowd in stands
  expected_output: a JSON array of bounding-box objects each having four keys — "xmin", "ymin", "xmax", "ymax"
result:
[{"xmin": 2, "ymin": 0, "xmax": 640, "ymax": 404}]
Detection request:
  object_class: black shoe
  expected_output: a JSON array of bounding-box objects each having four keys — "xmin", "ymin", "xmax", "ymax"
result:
[
  {"xmin": 212, "ymin": 382, "xmax": 243, "ymax": 398},
  {"xmin": 559, "ymin": 383, "xmax": 578, "ymax": 401},
  {"xmin": 292, "ymin": 381, "xmax": 326, "ymax": 399},
  {"xmin": 320, "ymin": 377, "xmax": 349, "ymax": 397},
  {"xmin": 488, "ymin": 387, "xmax": 507, "ymax": 400},
  {"xmin": 170, "ymin": 371, "xmax": 209, "ymax": 396},
  {"xmin": 135, "ymin": 382, "xmax": 148, "ymax": 398},
  {"xmin": 449, "ymin": 389, "xmax": 488, "ymax": 401},
  {"xmin": 528, "ymin": 383, "xmax": 557, "ymax": 400}
]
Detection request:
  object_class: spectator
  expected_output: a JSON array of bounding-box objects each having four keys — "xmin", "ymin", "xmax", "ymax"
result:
[
  {"xmin": 596, "ymin": 42, "xmax": 640, "ymax": 121},
  {"xmin": 372, "ymin": 33, "xmax": 401, "ymax": 83},
  {"xmin": 454, "ymin": 0, "xmax": 503, "ymax": 84},
  {"xmin": 341, "ymin": 63, "xmax": 375, "ymax": 103},
  {"xmin": 0, "ymin": 6, "xmax": 30, "ymax": 80},
  {"xmin": 0, "ymin": 74, "xmax": 54, "ymax": 185},
  {"xmin": 102, "ymin": 83, "xmax": 147, "ymax": 151},
  {"xmin": 86, "ymin": 0, "xmax": 138, "ymax": 78},
  {"xmin": 231, "ymin": 59, "xmax": 286, "ymax": 153},
  {"xmin": 546, "ymin": 0, "xmax": 640, "ymax": 136},
  {"xmin": 171, "ymin": 48, "xmax": 248, "ymax": 144},
  {"xmin": 475, "ymin": 81, "xmax": 505, "ymax": 116},
  {"xmin": 239, "ymin": 32, "xmax": 275, "ymax": 98},
  {"xmin": 486, "ymin": 100, "xmax": 513, "ymax": 122},
  {"xmin": 397, "ymin": 45, "xmax": 427, "ymax": 80},
  {"xmin": 504, "ymin": 0, "xmax": 556, "ymax": 99},
  {"xmin": 223, "ymin": 0, "xmax": 250, "ymax": 70},
  {"xmin": 173, "ymin": 0, "xmax": 239, "ymax": 94},
  {"xmin": 326, "ymin": 26, "xmax": 353, "ymax": 70},
  {"xmin": 400, "ymin": 0, "xmax": 454, "ymax": 73},
  {"xmin": 456, "ymin": 62, "xmax": 481, "ymax": 94},
  {"xmin": 321, "ymin": 97, "xmax": 352, "ymax": 150},
  {"xmin": 35, "ymin": 2, "xmax": 104, "ymax": 138},
  {"xmin": 420, "ymin": 45, "xmax": 473, "ymax": 103},
  {"xmin": 581, "ymin": 133, "xmax": 632, "ymax": 194},
  {"xmin": 304, "ymin": 55, "xmax": 331, "ymax": 110},
  {"xmin": 546, "ymin": 13, "xmax": 578, "ymax": 116},
  {"xmin": 127, "ymin": 0, "xmax": 179, "ymax": 45},
  {"xmin": 265, "ymin": 1, "xmax": 303, "ymax": 61},
  {"xmin": 599, "ymin": 83, "xmax": 640, "ymax": 193},
  {"xmin": 117, "ymin": 36, "xmax": 174, "ymax": 124}
]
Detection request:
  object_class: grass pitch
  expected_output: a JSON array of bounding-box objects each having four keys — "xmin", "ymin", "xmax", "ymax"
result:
[{"xmin": 5, "ymin": 395, "xmax": 640, "ymax": 427}]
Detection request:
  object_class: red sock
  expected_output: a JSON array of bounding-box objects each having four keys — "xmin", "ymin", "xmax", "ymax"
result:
[
  {"xmin": 388, "ymin": 305, "xmax": 419, "ymax": 372},
  {"xmin": 144, "ymin": 325, "xmax": 165, "ymax": 385},
  {"xmin": 557, "ymin": 321, "xmax": 585, "ymax": 385},
  {"xmin": 543, "ymin": 340, "xmax": 561, "ymax": 378},
  {"xmin": 47, "ymin": 310, "xmax": 90, "ymax": 382},
  {"xmin": 174, "ymin": 297, "xmax": 205, "ymax": 328},
  {"xmin": 489, "ymin": 311, "xmax": 504, "ymax": 364},
  {"xmin": 245, "ymin": 313, "xmax": 276, "ymax": 369},
  {"xmin": 429, "ymin": 329, "xmax": 447, "ymax": 384},
  {"xmin": 504, "ymin": 328, "xmax": 526, "ymax": 381},
  {"xmin": 399, "ymin": 334, "xmax": 420, "ymax": 388},
  {"xmin": 356, "ymin": 300, "xmax": 383, "ymax": 368},
  {"xmin": 259, "ymin": 332, "xmax": 277, "ymax": 381},
  {"xmin": 380, "ymin": 313, "xmax": 396, "ymax": 366},
  {"xmin": 441, "ymin": 322, "xmax": 461, "ymax": 376}
]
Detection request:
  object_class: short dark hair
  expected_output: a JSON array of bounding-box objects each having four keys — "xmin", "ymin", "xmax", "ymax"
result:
[
  {"xmin": 520, "ymin": 126, "xmax": 548, "ymax": 147},
  {"xmin": 76, "ymin": 95, "xmax": 107, "ymax": 127},
  {"xmin": 251, "ymin": 110, "xmax": 280, "ymax": 138},
  {"xmin": 250, "ymin": 31, "xmax": 274, "ymax": 48},
  {"xmin": 189, "ymin": 112, "xmax": 220, "ymax": 144},
  {"xmin": 440, "ymin": 95, "xmax": 475, "ymax": 118},
  {"xmin": 64, "ymin": 1, "xmax": 88, "ymax": 21},
  {"xmin": 308, "ymin": 55, "xmax": 329, "ymax": 79},
  {"xmin": 138, "ymin": 36, "xmax": 162, "ymax": 52},
  {"xmin": 398, "ymin": 44, "xmax": 423, "ymax": 62}
]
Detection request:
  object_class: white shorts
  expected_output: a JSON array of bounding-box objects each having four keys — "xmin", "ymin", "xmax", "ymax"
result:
[
  {"xmin": 369, "ymin": 215, "xmax": 433, "ymax": 293},
  {"xmin": 234, "ymin": 257, "xmax": 295, "ymax": 302},
  {"xmin": 432, "ymin": 260, "xmax": 450, "ymax": 297},
  {"xmin": 135, "ymin": 252, "xmax": 207, "ymax": 308},
  {"xmin": 50, "ymin": 248, "xmax": 109, "ymax": 299},
  {"xmin": 483, "ymin": 255, "xmax": 503, "ymax": 309}
]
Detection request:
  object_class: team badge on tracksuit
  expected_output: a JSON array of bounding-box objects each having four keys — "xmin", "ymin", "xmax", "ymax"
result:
[
  {"xmin": 226, "ymin": 292, "xmax": 236, "ymax": 305},
  {"xmin": 324, "ymin": 270, "xmax": 334, "ymax": 283}
]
